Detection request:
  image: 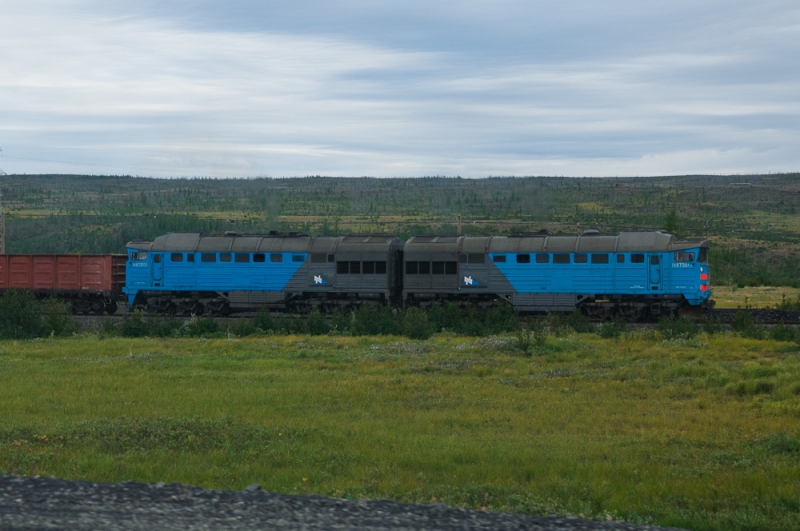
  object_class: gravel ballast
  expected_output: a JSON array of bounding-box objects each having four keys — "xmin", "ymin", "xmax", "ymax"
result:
[{"xmin": 0, "ymin": 475, "xmax": 687, "ymax": 531}]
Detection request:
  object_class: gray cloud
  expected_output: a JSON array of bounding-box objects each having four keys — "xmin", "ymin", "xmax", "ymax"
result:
[{"xmin": 0, "ymin": 0, "xmax": 798, "ymax": 177}]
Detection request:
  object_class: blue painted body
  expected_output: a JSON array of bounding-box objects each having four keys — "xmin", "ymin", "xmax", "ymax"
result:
[
  {"xmin": 123, "ymin": 250, "xmax": 307, "ymax": 305},
  {"xmin": 489, "ymin": 248, "xmax": 710, "ymax": 305}
]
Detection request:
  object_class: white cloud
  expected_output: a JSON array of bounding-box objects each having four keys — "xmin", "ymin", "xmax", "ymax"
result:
[{"xmin": 0, "ymin": 1, "xmax": 798, "ymax": 177}]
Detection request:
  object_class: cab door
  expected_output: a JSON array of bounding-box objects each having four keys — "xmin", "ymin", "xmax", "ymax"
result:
[
  {"xmin": 648, "ymin": 254, "xmax": 662, "ymax": 291},
  {"xmin": 151, "ymin": 253, "xmax": 164, "ymax": 286}
]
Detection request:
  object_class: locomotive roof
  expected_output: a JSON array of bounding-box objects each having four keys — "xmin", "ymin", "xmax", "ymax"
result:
[
  {"xmin": 126, "ymin": 233, "xmax": 401, "ymax": 253},
  {"xmin": 128, "ymin": 231, "xmax": 705, "ymax": 254},
  {"xmin": 404, "ymin": 231, "xmax": 707, "ymax": 254}
]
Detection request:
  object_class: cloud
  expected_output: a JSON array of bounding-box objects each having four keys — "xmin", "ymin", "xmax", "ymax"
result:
[{"xmin": 0, "ymin": 1, "xmax": 798, "ymax": 177}]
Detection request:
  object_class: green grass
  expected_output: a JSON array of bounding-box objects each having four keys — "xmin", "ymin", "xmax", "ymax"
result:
[{"xmin": 1, "ymin": 333, "xmax": 799, "ymax": 530}]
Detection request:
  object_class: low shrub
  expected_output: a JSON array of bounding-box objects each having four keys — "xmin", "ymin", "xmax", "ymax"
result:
[
  {"xmin": 225, "ymin": 318, "xmax": 257, "ymax": 338},
  {"xmin": 731, "ymin": 310, "xmax": 766, "ymax": 340},
  {"xmin": 702, "ymin": 318, "xmax": 725, "ymax": 335},
  {"xmin": 181, "ymin": 316, "xmax": 221, "ymax": 338},
  {"xmin": 658, "ymin": 316, "xmax": 699, "ymax": 340},
  {"xmin": 598, "ymin": 318, "xmax": 627, "ymax": 339},
  {"xmin": 353, "ymin": 305, "xmax": 400, "ymax": 336},
  {"xmin": 42, "ymin": 298, "xmax": 79, "ymax": 337},
  {"xmin": 117, "ymin": 310, "xmax": 151, "ymax": 338},
  {"xmin": 402, "ymin": 307, "xmax": 434, "ymax": 340},
  {"xmin": 0, "ymin": 290, "xmax": 47, "ymax": 339},
  {"xmin": 769, "ymin": 321, "xmax": 798, "ymax": 342},
  {"xmin": 564, "ymin": 310, "xmax": 592, "ymax": 334},
  {"xmin": 307, "ymin": 309, "xmax": 330, "ymax": 335},
  {"xmin": 253, "ymin": 309, "xmax": 276, "ymax": 332}
]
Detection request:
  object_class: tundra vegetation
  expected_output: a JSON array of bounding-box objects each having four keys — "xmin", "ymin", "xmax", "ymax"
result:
[
  {"xmin": 1, "ymin": 322, "xmax": 799, "ymax": 531},
  {"xmin": 2, "ymin": 173, "xmax": 800, "ymax": 287},
  {"xmin": 2, "ymin": 173, "xmax": 800, "ymax": 530}
]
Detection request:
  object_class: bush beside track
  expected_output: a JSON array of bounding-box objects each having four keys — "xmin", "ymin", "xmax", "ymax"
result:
[{"xmin": 4, "ymin": 287, "xmax": 800, "ymax": 346}]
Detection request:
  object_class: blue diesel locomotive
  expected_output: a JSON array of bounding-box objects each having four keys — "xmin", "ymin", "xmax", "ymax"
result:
[{"xmin": 124, "ymin": 230, "xmax": 710, "ymax": 318}]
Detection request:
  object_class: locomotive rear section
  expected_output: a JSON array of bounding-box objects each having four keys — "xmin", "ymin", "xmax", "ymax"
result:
[
  {"xmin": 402, "ymin": 231, "xmax": 711, "ymax": 319},
  {"xmin": 124, "ymin": 232, "xmax": 402, "ymax": 314}
]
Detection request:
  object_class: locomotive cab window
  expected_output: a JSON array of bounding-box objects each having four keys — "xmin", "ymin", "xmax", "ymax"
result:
[
  {"xmin": 468, "ymin": 253, "xmax": 485, "ymax": 264},
  {"xmin": 516, "ymin": 254, "xmax": 530, "ymax": 264},
  {"xmin": 699, "ymin": 248, "xmax": 708, "ymax": 263},
  {"xmin": 253, "ymin": 253, "xmax": 266, "ymax": 263},
  {"xmin": 235, "ymin": 253, "xmax": 249, "ymax": 263},
  {"xmin": 573, "ymin": 253, "xmax": 588, "ymax": 264},
  {"xmin": 650, "ymin": 256, "xmax": 660, "ymax": 265},
  {"xmin": 674, "ymin": 251, "xmax": 695, "ymax": 262},
  {"xmin": 220, "ymin": 253, "xmax": 232, "ymax": 263},
  {"xmin": 270, "ymin": 253, "xmax": 282, "ymax": 263},
  {"xmin": 153, "ymin": 254, "xmax": 161, "ymax": 263},
  {"xmin": 553, "ymin": 253, "xmax": 570, "ymax": 264},
  {"xmin": 631, "ymin": 254, "xmax": 645, "ymax": 263},
  {"xmin": 535, "ymin": 253, "xmax": 549, "ymax": 264},
  {"xmin": 201, "ymin": 253, "xmax": 216, "ymax": 263},
  {"xmin": 492, "ymin": 255, "xmax": 506, "ymax": 263},
  {"xmin": 292, "ymin": 255, "xmax": 304, "ymax": 262},
  {"xmin": 591, "ymin": 254, "xmax": 609, "ymax": 264},
  {"xmin": 187, "ymin": 254, "xmax": 195, "ymax": 263},
  {"xmin": 170, "ymin": 253, "xmax": 183, "ymax": 263}
]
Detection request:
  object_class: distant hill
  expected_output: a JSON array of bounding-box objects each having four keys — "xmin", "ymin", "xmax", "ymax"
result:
[{"xmin": 1, "ymin": 173, "xmax": 799, "ymax": 286}]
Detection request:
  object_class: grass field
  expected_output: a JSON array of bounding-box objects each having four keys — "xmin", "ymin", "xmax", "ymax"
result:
[
  {"xmin": 712, "ymin": 286, "xmax": 800, "ymax": 308},
  {"xmin": 1, "ymin": 332, "xmax": 799, "ymax": 530}
]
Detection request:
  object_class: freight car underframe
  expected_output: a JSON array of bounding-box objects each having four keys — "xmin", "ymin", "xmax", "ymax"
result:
[
  {"xmin": 134, "ymin": 289, "xmax": 697, "ymax": 320},
  {"xmin": 134, "ymin": 290, "xmax": 393, "ymax": 315},
  {"xmin": 406, "ymin": 291, "xmax": 696, "ymax": 319}
]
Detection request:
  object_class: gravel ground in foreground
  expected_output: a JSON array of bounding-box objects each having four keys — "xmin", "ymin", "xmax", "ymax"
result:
[{"xmin": 0, "ymin": 475, "xmax": 687, "ymax": 531}]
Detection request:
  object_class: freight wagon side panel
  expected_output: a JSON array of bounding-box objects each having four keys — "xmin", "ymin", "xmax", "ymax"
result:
[
  {"xmin": 80, "ymin": 256, "xmax": 111, "ymax": 291},
  {"xmin": 9, "ymin": 256, "xmax": 32, "ymax": 289},
  {"xmin": 32, "ymin": 256, "xmax": 56, "ymax": 289},
  {"xmin": 0, "ymin": 256, "xmax": 8, "ymax": 289},
  {"xmin": 55, "ymin": 256, "xmax": 81, "ymax": 290}
]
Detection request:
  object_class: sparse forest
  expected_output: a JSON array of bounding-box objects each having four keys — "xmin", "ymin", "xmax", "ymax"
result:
[{"xmin": 2, "ymin": 173, "xmax": 799, "ymax": 286}]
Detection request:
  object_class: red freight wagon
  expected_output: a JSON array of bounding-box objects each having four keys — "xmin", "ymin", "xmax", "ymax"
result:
[{"xmin": 0, "ymin": 255, "xmax": 126, "ymax": 314}]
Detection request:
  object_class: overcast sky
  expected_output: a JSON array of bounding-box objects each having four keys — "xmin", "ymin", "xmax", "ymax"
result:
[{"xmin": 1, "ymin": 1, "xmax": 798, "ymax": 177}]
